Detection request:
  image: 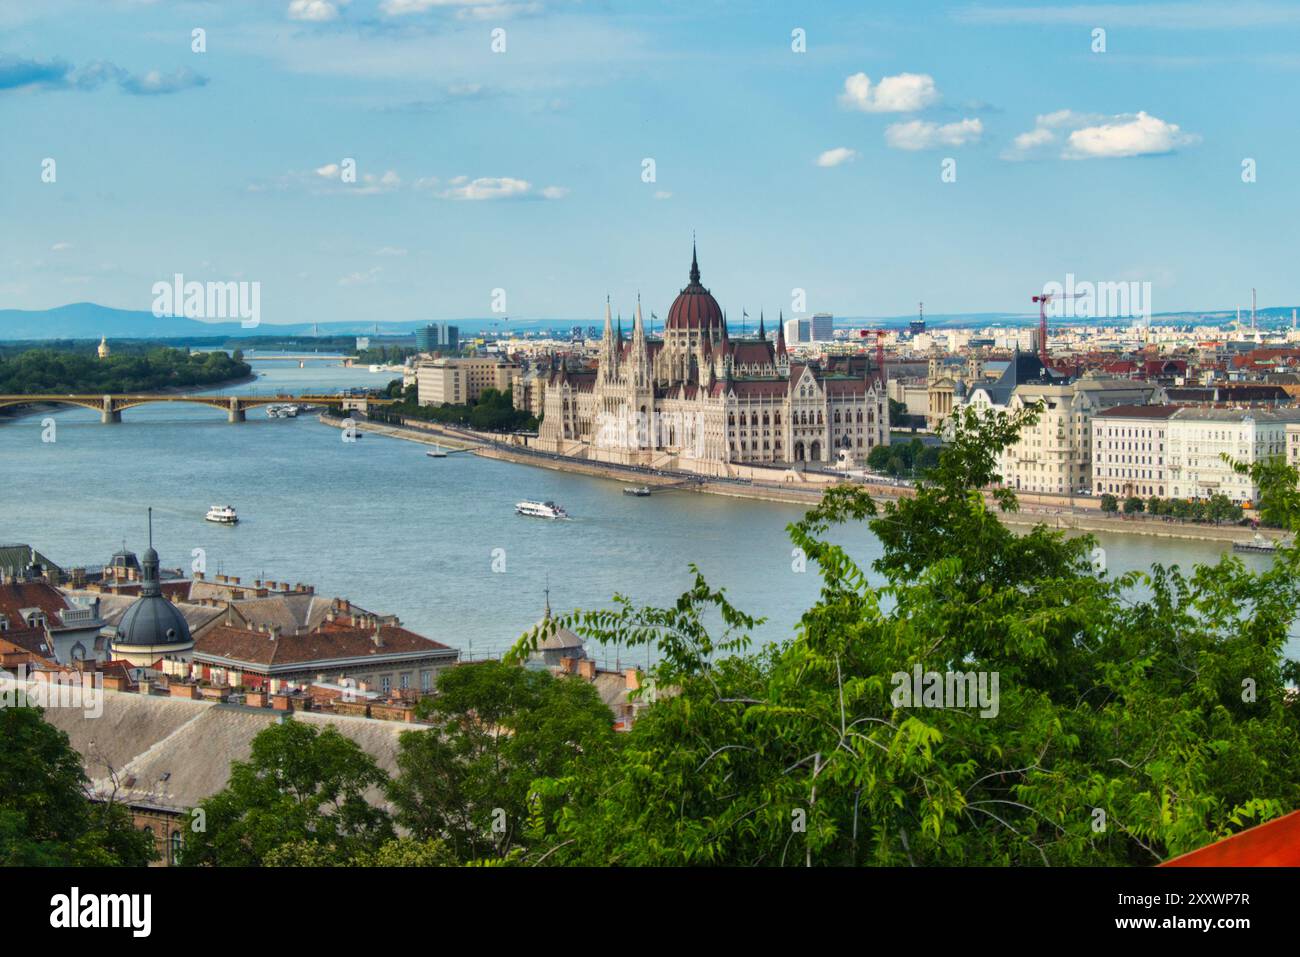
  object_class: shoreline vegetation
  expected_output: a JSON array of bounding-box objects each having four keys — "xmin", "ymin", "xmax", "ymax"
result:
[
  {"xmin": 0, "ymin": 346, "xmax": 254, "ymax": 420},
  {"xmin": 319, "ymin": 413, "xmax": 1286, "ymax": 547}
]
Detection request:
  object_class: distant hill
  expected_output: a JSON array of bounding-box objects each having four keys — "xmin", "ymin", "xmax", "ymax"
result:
[
  {"xmin": 2, "ymin": 301, "xmax": 1297, "ymax": 342},
  {"xmin": 0, "ymin": 302, "xmax": 515, "ymax": 341}
]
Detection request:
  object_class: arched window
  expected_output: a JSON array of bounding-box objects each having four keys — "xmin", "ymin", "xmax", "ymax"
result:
[{"xmin": 170, "ymin": 830, "xmax": 183, "ymax": 865}]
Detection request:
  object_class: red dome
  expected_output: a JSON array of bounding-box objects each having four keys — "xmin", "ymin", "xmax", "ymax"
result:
[{"xmin": 665, "ymin": 246, "xmax": 726, "ymax": 334}]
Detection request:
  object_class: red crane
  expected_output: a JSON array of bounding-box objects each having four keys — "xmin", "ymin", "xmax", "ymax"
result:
[
  {"xmin": 857, "ymin": 329, "xmax": 887, "ymax": 384},
  {"xmin": 1031, "ymin": 291, "xmax": 1084, "ymax": 369}
]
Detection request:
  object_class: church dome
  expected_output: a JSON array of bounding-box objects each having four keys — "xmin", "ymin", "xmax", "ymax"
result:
[
  {"xmin": 112, "ymin": 545, "xmax": 193, "ymax": 658},
  {"xmin": 665, "ymin": 245, "xmax": 726, "ymax": 335}
]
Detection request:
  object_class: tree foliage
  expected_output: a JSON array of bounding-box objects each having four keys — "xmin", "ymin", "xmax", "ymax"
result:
[
  {"xmin": 0, "ymin": 706, "xmax": 154, "ymax": 866},
  {"xmin": 508, "ymin": 404, "xmax": 1300, "ymax": 866}
]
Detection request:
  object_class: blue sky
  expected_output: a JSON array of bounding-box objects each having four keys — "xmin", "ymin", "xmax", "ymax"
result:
[{"xmin": 2, "ymin": 0, "xmax": 1298, "ymax": 326}]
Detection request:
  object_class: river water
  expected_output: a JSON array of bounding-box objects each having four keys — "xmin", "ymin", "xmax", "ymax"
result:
[{"xmin": 0, "ymin": 359, "xmax": 1288, "ymax": 661}]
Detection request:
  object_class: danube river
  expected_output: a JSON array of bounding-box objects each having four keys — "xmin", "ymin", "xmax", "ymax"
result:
[{"xmin": 0, "ymin": 359, "xmax": 1289, "ymax": 661}]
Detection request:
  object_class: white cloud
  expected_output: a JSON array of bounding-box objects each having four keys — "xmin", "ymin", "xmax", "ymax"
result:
[
  {"xmin": 374, "ymin": 246, "xmax": 408, "ymax": 256},
  {"xmin": 339, "ymin": 266, "xmax": 382, "ymax": 286},
  {"xmin": 380, "ymin": 0, "xmax": 505, "ymax": 15},
  {"xmin": 314, "ymin": 163, "xmax": 340, "ymax": 178},
  {"xmin": 436, "ymin": 176, "xmax": 563, "ymax": 200},
  {"xmin": 839, "ymin": 72, "xmax": 939, "ymax": 113},
  {"xmin": 50, "ymin": 241, "xmax": 73, "ymax": 252},
  {"xmin": 816, "ymin": 147, "xmax": 858, "ymax": 167},
  {"xmin": 654, "ymin": 190, "xmax": 672, "ymax": 200},
  {"xmin": 288, "ymin": 0, "xmax": 349, "ymax": 22},
  {"xmin": 1004, "ymin": 110, "xmax": 1199, "ymax": 160},
  {"xmin": 885, "ymin": 118, "xmax": 982, "ymax": 150}
]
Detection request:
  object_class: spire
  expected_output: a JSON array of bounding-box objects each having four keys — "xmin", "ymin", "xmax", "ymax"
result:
[
  {"xmin": 689, "ymin": 239, "xmax": 700, "ymax": 285},
  {"xmin": 141, "ymin": 508, "xmax": 160, "ymax": 598},
  {"xmin": 776, "ymin": 310, "xmax": 787, "ymax": 356},
  {"xmin": 757, "ymin": 311, "xmax": 766, "ymax": 340},
  {"xmin": 602, "ymin": 295, "xmax": 613, "ymax": 338}
]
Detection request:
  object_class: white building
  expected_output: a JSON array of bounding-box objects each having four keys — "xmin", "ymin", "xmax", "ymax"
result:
[
  {"xmin": 1091, "ymin": 405, "xmax": 1181, "ymax": 498},
  {"xmin": 1166, "ymin": 409, "xmax": 1300, "ymax": 504}
]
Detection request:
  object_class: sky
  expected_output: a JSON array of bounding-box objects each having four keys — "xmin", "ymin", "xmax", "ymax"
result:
[{"xmin": 2, "ymin": 0, "xmax": 1298, "ymax": 327}]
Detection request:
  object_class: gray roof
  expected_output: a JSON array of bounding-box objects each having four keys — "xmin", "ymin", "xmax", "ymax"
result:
[{"xmin": 27, "ymin": 684, "xmax": 411, "ymax": 812}]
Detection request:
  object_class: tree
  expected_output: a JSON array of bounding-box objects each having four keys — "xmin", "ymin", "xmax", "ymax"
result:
[
  {"xmin": 0, "ymin": 706, "xmax": 154, "ymax": 866},
  {"xmin": 1100, "ymin": 493, "xmax": 1118, "ymax": 513},
  {"xmin": 509, "ymin": 403, "xmax": 1300, "ymax": 866},
  {"xmin": 182, "ymin": 720, "xmax": 393, "ymax": 867},
  {"xmin": 1122, "ymin": 496, "xmax": 1145, "ymax": 515},
  {"xmin": 1147, "ymin": 497, "xmax": 1165, "ymax": 517},
  {"xmin": 387, "ymin": 661, "xmax": 615, "ymax": 862}
]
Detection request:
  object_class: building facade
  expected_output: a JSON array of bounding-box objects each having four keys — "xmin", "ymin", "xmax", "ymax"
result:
[
  {"xmin": 417, "ymin": 356, "xmax": 516, "ymax": 407},
  {"xmin": 533, "ymin": 248, "xmax": 889, "ymax": 472}
]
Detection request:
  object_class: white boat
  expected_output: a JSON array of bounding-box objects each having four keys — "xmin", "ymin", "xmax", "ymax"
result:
[
  {"xmin": 623, "ymin": 486, "xmax": 651, "ymax": 497},
  {"xmin": 516, "ymin": 500, "xmax": 568, "ymax": 520},
  {"xmin": 205, "ymin": 504, "xmax": 239, "ymax": 525},
  {"xmin": 426, "ymin": 444, "xmax": 448, "ymax": 458}
]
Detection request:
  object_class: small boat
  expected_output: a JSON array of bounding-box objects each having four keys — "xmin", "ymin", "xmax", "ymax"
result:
[
  {"xmin": 205, "ymin": 504, "xmax": 239, "ymax": 525},
  {"xmin": 516, "ymin": 500, "xmax": 569, "ymax": 520},
  {"xmin": 426, "ymin": 444, "xmax": 448, "ymax": 458},
  {"xmin": 623, "ymin": 486, "xmax": 651, "ymax": 497},
  {"xmin": 1233, "ymin": 534, "xmax": 1278, "ymax": 553}
]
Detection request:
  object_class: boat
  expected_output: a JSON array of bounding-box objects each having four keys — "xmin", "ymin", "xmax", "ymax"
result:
[
  {"xmin": 205, "ymin": 504, "xmax": 239, "ymax": 525},
  {"xmin": 1234, "ymin": 534, "xmax": 1278, "ymax": 554},
  {"xmin": 516, "ymin": 500, "xmax": 569, "ymax": 520},
  {"xmin": 623, "ymin": 486, "xmax": 651, "ymax": 497},
  {"xmin": 426, "ymin": 444, "xmax": 448, "ymax": 458}
]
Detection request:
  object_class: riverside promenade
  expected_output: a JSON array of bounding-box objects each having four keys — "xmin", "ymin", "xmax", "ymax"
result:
[{"xmin": 320, "ymin": 414, "xmax": 1290, "ymax": 547}]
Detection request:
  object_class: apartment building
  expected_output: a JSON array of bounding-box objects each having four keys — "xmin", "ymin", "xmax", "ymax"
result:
[
  {"xmin": 1166, "ymin": 409, "xmax": 1300, "ymax": 504},
  {"xmin": 1091, "ymin": 405, "xmax": 1180, "ymax": 498},
  {"xmin": 416, "ymin": 356, "xmax": 516, "ymax": 407},
  {"xmin": 999, "ymin": 376, "xmax": 1163, "ymax": 494}
]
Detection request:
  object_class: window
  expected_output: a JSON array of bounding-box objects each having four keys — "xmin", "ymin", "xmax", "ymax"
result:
[
  {"xmin": 170, "ymin": 831, "xmax": 183, "ymax": 865},
  {"xmin": 381, "ymin": 675, "xmax": 392, "ymax": 694}
]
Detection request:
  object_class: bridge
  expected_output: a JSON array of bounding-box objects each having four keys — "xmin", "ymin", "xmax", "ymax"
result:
[
  {"xmin": 0, "ymin": 393, "xmax": 396, "ymax": 423},
  {"xmin": 243, "ymin": 355, "xmax": 358, "ymax": 362}
]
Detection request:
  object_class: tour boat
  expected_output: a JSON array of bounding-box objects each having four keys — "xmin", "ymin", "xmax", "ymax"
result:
[
  {"xmin": 426, "ymin": 444, "xmax": 448, "ymax": 458},
  {"xmin": 1233, "ymin": 534, "xmax": 1278, "ymax": 554},
  {"xmin": 623, "ymin": 486, "xmax": 651, "ymax": 497},
  {"xmin": 516, "ymin": 500, "xmax": 569, "ymax": 520},
  {"xmin": 205, "ymin": 505, "xmax": 239, "ymax": 525}
]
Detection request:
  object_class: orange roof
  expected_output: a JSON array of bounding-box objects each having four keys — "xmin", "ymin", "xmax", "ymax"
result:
[{"xmin": 1161, "ymin": 810, "xmax": 1300, "ymax": 866}]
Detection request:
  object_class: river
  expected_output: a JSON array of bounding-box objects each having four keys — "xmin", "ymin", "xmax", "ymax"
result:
[{"xmin": 0, "ymin": 358, "xmax": 1289, "ymax": 662}]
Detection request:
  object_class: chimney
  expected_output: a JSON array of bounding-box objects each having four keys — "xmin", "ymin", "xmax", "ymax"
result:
[
  {"xmin": 578, "ymin": 659, "xmax": 596, "ymax": 680},
  {"xmin": 625, "ymin": 668, "xmax": 640, "ymax": 691},
  {"xmin": 558, "ymin": 656, "xmax": 576, "ymax": 675}
]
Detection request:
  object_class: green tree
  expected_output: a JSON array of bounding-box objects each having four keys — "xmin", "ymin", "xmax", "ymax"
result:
[
  {"xmin": 387, "ymin": 661, "xmax": 615, "ymax": 862},
  {"xmin": 1100, "ymin": 493, "xmax": 1118, "ymax": 513},
  {"xmin": 0, "ymin": 706, "xmax": 154, "ymax": 866},
  {"xmin": 182, "ymin": 720, "xmax": 393, "ymax": 867},
  {"xmin": 1122, "ymin": 495, "xmax": 1145, "ymax": 515},
  {"xmin": 509, "ymin": 403, "xmax": 1300, "ymax": 866}
]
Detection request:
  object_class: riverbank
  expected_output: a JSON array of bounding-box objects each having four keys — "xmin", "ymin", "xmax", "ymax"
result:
[{"xmin": 322, "ymin": 415, "xmax": 1290, "ymax": 546}]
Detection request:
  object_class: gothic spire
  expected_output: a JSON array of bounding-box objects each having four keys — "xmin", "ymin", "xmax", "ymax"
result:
[
  {"xmin": 689, "ymin": 239, "xmax": 700, "ymax": 285},
  {"xmin": 757, "ymin": 311, "xmax": 766, "ymax": 340}
]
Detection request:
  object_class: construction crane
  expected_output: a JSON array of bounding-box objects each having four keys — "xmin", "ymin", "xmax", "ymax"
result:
[
  {"xmin": 1030, "ymin": 290, "xmax": 1084, "ymax": 369},
  {"xmin": 857, "ymin": 328, "xmax": 888, "ymax": 384}
]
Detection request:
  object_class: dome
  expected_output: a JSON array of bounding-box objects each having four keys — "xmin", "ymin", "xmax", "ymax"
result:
[
  {"xmin": 665, "ymin": 245, "xmax": 726, "ymax": 335},
  {"xmin": 526, "ymin": 593, "xmax": 586, "ymax": 670},
  {"xmin": 112, "ymin": 544, "xmax": 193, "ymax": 659}
]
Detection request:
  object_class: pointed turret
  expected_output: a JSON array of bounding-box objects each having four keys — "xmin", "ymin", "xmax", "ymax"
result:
[
  {"xmin": 689, "ymin": 239, "xmax": 701, "ymax": 285},
  {"xmin": 776, "ymin": 310, "xmax": 787, "ymax": 356},
  {"xmin": 757, "ymin": 312, "xmax": 766, "ymax": 340},
  {"xmin": 630, "ymin": 294, "xmax": 651, "ymax": 389}
]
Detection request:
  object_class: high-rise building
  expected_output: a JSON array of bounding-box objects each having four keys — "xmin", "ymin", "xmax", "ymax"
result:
[
  {"xmin": 811, "ymin": 313, "xmax": 834, "ymax": 342},
  {"xmin": 415, "ymin": 323, "xmax": 460, "ymax": 353},
  {"xmin": 784, "ymin": 318, "xmax": 809, "ymax": 344}
]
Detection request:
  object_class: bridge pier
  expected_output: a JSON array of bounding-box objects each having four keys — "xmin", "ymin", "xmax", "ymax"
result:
[
  {"xmin": 101, "ymin": 395, "xmax": 120, "ymax": 423},
  {"xmin": 228, "ymin": 403, "xmax": 246, "ymax": 423}
]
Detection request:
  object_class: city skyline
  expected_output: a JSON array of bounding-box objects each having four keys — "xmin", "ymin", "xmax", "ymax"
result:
[{"xmin": 4, "ymin": 0, "xmax": 1300, "ymax": 325}]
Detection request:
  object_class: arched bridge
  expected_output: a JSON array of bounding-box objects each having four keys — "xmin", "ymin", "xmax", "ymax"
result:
[{"xmin": 0, "ymin": 393, "xmax": 396, "ymax": 423}]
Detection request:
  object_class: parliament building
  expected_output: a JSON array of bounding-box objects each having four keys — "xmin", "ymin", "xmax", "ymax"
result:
[{"xmin": 533, "ymin": 247, "xmax": 889, "ymax": 474}]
